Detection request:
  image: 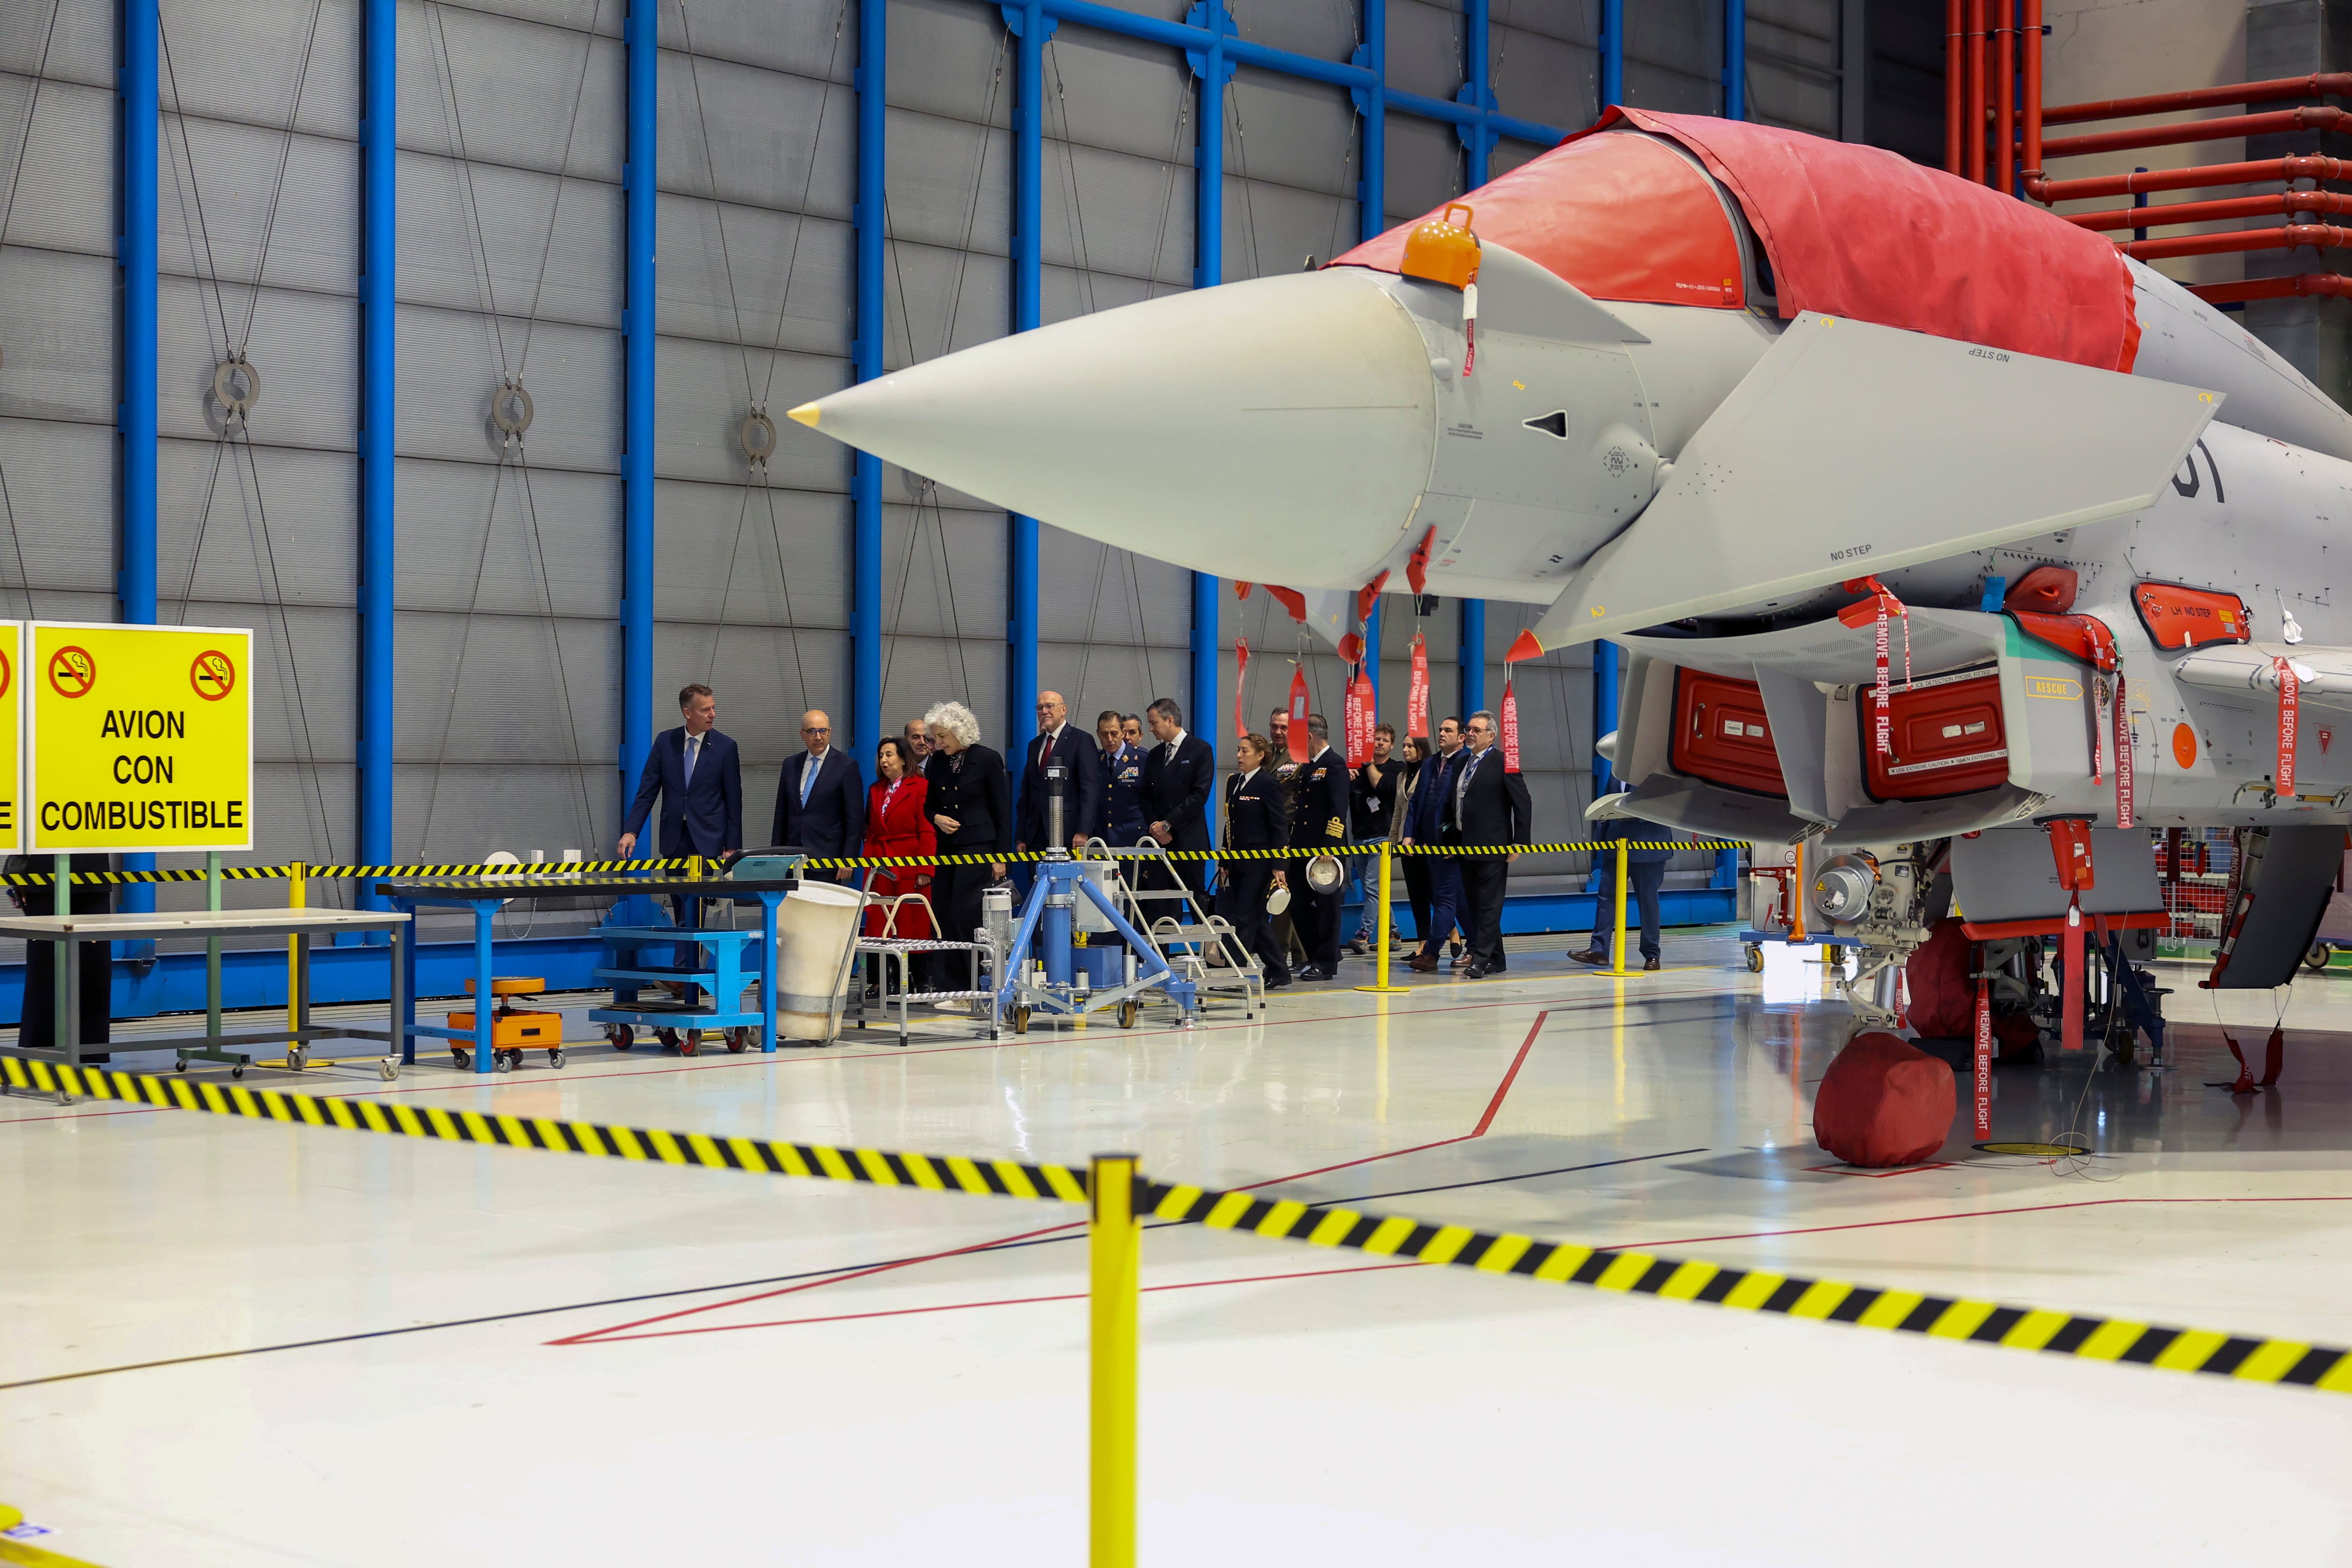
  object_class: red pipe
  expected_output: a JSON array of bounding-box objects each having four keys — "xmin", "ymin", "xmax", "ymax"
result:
[
  {"xmin": 2034, "ymin": 154, "xmax": 2352, "ymax": 203},
  {"xmin": 2188, "ymin": 273, "xmax": 2352, "ymax": 306},
  {"xmin": 1995, "ymin": 0, "xmax": 2015, "ymax": 191},
  {"xmin": 1966, "ymin": 0, "xmax": 1986, "ymax": 184},
  {"xmin": 2118, "ymin": 222, "xmax": 2352, "ymax": 261},
  {"xmin": 2020, "ymin": 0, "xmax": 2043, "ymax": 188},
  {"xmin": 2064, "ymin": 189, "xmax": 2352, "ymax": 231},
  {"xmin": 1945, "ymin": 0, "xmax": 1963, "ymax": 175},
  {"xmin": 2043, "ymin": 71, "xmax": 2352, "ymax": 126},
  {"xmin": 2040, "ymin": 105, "xmax": 2352, "ymax": 160}
]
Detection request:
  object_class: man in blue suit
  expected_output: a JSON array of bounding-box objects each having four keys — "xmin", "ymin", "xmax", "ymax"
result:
[
  {"xmin": 1571, "ymin": 783, "xmax": 1673, "ymax": 972},
  {"xmin": 1398, "ymin": 715, "xmax": 1463, "ymax": 973},
  {"xmin": 772, "ymin": 708, "xmax": 865, "ymax": 881},
  {"xmin": 620, "ymin": 684, "xmax": 743, "ymax": 1016},
  {"xmin": 620, "ymin": 683, "xmax": 742, "ymax": 864}
]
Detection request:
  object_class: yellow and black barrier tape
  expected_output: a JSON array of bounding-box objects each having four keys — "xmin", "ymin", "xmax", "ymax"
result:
[
  {"xmin": 3, "ymin": 858, "xmax": 713, "ymax": 886},
  {"xmin": 4, "ymin": 1054, "xmax": 2341, "ymax": 1395},
  {"xmin": 797, "ymin": 840, "xmax": 1748, "ymax": 870}
]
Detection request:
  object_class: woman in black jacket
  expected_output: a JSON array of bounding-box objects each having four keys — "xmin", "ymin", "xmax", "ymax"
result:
[{"xmin": 917, "ymin": 700, "xmax": 1009, "ymax": 998}]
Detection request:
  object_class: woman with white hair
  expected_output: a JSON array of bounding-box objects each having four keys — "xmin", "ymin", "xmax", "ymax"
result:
[{"xmin": 917, "ymin": 700, "xmax": 1009, "ymax": 996}]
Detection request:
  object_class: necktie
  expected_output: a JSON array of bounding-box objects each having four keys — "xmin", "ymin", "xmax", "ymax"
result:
[
  {"xmin": 683, "ymin": 734, "xmax": 699, "ymax": 786},
  {"xmin": 801, "ymin": 753, "xmax": 820, "ymax": 807}
]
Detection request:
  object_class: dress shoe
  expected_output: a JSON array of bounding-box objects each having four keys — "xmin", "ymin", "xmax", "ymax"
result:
[
  {"xmin": 1487, "ymin": 958, "xmax": 1507, "ymax": 974},
  {"xmin": 1345, "ymin": 938, "xmax": 1369, "ymax": 955},
  {"xmin": 1293, "ymin": 965, "xmax": 1330, "ymax": 982},
  {"xmin": 1463, "ymin": 962, "xmax": 1490, "ymax": 979},
  {"xmin": 1450, "ymin": 952, "xmax": 1474, "ymax": 970},
  {"xmin": 1263, "ymin": 972, "xmax": 1292, "ymax": 990},
  {"xmin": 1643, "ymin": 956, "xmax": 1661, "ymax": 972},
  {"xmin": 1567, "ymin": 949, "xmax": 1607, "ymax": 966},
  {"xmin": 1406, "ymin": 952, "xmax": 1438, "ymax": 973}
]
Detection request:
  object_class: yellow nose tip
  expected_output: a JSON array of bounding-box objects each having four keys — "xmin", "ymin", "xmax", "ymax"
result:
[{"xmin": 787, "ymin": 402, "xmax": 821, "ymax": 428}]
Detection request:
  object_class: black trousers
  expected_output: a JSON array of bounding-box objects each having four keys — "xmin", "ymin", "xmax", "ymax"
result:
[
  {"xmin": 918, "ymin": 859, "xmax": 992, "ymax": 991},
  {"xmin": 1460, "ymin": 856, "xmax": 1510, "ymax": 970},
  {"xmin": 1215, "ymin": 862, "xmax": 1288, "ymax": 982},
  {"xmin": 20, "ymin": 855, "xmax": 113, "ymax": 1051},
  {"xmin": 1400, "ymin": 856, "xmax": 1432, "ymax": 947},
  {"xmin": 1291, "ymin": 853, "xmax": 1343, "ymax": 970}
]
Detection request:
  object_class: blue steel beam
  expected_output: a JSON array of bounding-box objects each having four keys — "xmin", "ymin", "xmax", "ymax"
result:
[
  {"xmin": 1725, "ymin": 0, "xmax": 1747, "ymax": 119},
  {"xmin": 117, "ymin": 0, "xmax": 158, "ymax": 924},
  {"xmin": 1592, "ymin": 637, "xmax": 1619, "ymax": 796},
  {"xmin": 1185, "ymin": 2, "xmax": 1232, "ymax": 815},
  {"xmin": 358, "ymin": 0, "xmax": 395, "ymax": 905},
  {"xmin": 1007, "ymin": 0, "xmax": 1050, "ymax": 811},
  {"xmin": 619, "ymin": 0, "xmax": 656, "ymax": 842},
  {"xmin": 1352, "ymin": 0, "xmax": 1384, "ymax": 713},
  {"xmin": 1600, "ymin": 0, "xmax": 1624, "ymax": 106},
  {"xmin": 851, "ymin": 0, "xmax": 884, "ymax": 764}
]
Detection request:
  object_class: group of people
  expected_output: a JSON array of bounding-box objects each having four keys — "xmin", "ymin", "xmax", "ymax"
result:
[{"xmin": 618, "ymin": 681, "xmax": 1563, "ymax": 997}]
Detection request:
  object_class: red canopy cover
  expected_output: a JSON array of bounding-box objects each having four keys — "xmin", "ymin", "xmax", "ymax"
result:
[{"xmin": 1335, "ymin": 106, "xmax": 2140, "ymax": 374}]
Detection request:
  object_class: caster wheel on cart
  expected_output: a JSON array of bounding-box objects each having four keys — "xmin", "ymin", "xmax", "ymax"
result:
[
  {"xmin": 679, "ymin": 1030, "xmax": 701, "ymax": 1058},
  {"xmin": 230, "ymin": 1064, "xmax": 245, "ymax": 1080},
  {"xmin": 495, "ymin": 1050, "xmax": 514, "ymax": 1073},
  {"xmin": 2308, "ymin": 941, "xmax": 2334, "ymax": 972},
  {"xmin": 174, "ymin": 1058, "xmax": 188, "ymax": 1072},
  {"xmin": 451, "ymin": 1046, "xmax": 472, "ymax": 1071},
  {"xmin": 1746, "ymin": 944, "xmax": 1764, "ymax": 974},
  {"xmin": 724, "ymin": 1028, "xmax": 751, "ymax": 1053},
  {"xmin": 605, "ymin": 1024, "xmax": 634, "ymax": 1052},
  {"xmin": 1118, "ymin": 1000, "xmax": 1140, "ymax": 1029},
  {"xmin": 1011, "ymin": 1006, "xmax": 1032, "ymax": 1036},
  {"xmin": 656, "ymin": 1028, "xmax": 682, "ymax": 1054},
  {"xmin": 548, "ymin": 1047, "xmax": 565, "ymax": 1069},
  {"xmin": 286, "ymin": 1045, "xmax": 308, "ymax": 1071},
  {"xmin": 378, "ymin": 1058, "xmax": 398, "ymax": 1081}
]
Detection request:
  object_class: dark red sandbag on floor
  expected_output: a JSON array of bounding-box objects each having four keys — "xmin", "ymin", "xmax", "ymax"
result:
[{"xmin": 1814, "ymin": 1031, "xmax": 1957, "ymax": 1167}]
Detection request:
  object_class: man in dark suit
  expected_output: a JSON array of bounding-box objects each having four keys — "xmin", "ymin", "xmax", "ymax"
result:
[
  {"xmin": 1447, "ymin": 709, "xmax": 1531, "ymax": 978},
  {"xmin": 620, "ymin": 683, "xmax": 744, "ymax": 1011},
  {"xmin": 1217, "ymin": 730, "xmax": 1290, "ymax": 988},
  {"xmin": 1399, "ymin": 716, "xmax": 1463, "ymax": 973},
  {"xmin": 771, "ymin": 708, "xmax": 864, "ymax": 879},
  {"xmin": 1140, "ymin": 697, "xmax": 1214, "ymax": 906},
  {"xmin": 1015, "ymin": 688, "xmax": 1104, "ymax": 857},
  {"xmin": 1095, "ymin": 708, "xmax": 1148, "ymax": 846},
  {"xmin": 1571, "ymin": 784, "xmax": 1673, "ymax": 971},
  {"xmin": 1286, "ymin": 714, "xmax": 1353, "ymax": 981}
]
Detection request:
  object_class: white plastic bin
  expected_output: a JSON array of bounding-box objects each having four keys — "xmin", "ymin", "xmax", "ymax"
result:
[{"xmin": 775, "ymin": 881, "xmax": 862, "ymax": 1040}]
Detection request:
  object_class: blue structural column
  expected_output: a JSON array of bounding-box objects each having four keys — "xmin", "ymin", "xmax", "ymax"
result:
[
  {"xmin": 117, "ymin": 0, "xmax": 158, "ymax": 924},
  {"xmin": 850, "ymin": 0, "xmax": 884, "ymax": 766},
  {"xmin": 1007, "ymin": 1, "xmax": 1049, "ymax": 803},
  {"xmin": 357, "ymin": 0, "xmax": 395, "ymax": 903},
  {"xmin": 1454, "ymin": 0, "xmax": 1490, "ymax": 723},
  {"xmin": 1600, "ymin": 0, "xmax": 1624, "ymax": 105},
  {"xmin": 1724, "ymin": 0, "xmax": 1746, "ymax": 119},
  {"xmin": 619, "ymin": 0, "xmax": 656, "ymax": 838},
  {"xmin": 1352, "ymin": 0, "xmax": 1385, "ymax": 714},
  {"xmin": 1592, "ymin": 639, "xmax": 1619, "ymax": 796},
  {"xmin": 1185, "ymin": 3, "xmax": 1231, "ymax": 763}
]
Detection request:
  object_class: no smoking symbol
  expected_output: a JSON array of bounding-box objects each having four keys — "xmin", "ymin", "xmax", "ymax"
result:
[
  {"xmin": 191, "ymin": 649, "xmax": 236, "ymax": 702},
  {"xmin": 47, "ymin": 645, "xmax": 95, "ymax": 698}
]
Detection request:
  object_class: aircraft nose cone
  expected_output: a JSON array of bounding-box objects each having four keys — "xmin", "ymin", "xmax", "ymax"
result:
[{"xmin": 793, "ymin": 268, "xmax": 1438, "ymax": 586}]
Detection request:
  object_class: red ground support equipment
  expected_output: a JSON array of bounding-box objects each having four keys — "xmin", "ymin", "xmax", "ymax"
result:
[
  {"xmin": 1669, "ymin": 668, "xmax": 1787, "ymax": 796},
  {"xmin": 1861, "ymin": 666, "xmax": 2009, "ymax": 801},
  {"xmin": 1814, "ymin": 1031, "xmax": 1958, "ymax": 1168}
]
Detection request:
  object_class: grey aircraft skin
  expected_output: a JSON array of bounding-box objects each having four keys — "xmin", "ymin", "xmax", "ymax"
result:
[{"xmin": 791, "ymin": 128, "xmax": 2352, "ymax": 1015}]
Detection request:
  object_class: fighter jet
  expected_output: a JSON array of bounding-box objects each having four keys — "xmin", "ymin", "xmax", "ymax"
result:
[{"xmin": 790, "ymin": 107, "xmax": 2350, "ymax": 1033}]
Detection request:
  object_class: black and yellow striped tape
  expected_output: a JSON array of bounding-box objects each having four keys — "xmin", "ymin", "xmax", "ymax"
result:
[
  {"xmin": 3, "ymin": 858, "xmax": 713, "ymax": 886},
  {"xmin": 797, "ymin": 840, "xmax": 1748, "ymax": 869},
  {"xmin": 6, "ymin": 1055, "xmax": 2339, "ymax": 1395}
]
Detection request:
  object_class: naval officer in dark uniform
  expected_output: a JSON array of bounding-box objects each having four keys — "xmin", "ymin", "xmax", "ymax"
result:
[
  {"xmin": 1216, "ymin": 732, "xmax": 1290, "ymax": 988},
  {"xmin": 1288, "ymin": 713, "xmax": 1353, "ymax": 981}
]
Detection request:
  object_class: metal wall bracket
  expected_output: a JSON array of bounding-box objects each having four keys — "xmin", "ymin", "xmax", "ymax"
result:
[
  {"xmin": 490, "ymin": 377, "xmax": 534, "ymax": 453},
  {"xmin": 210, "ymin": 352, "xmax": 261, "ymax": 428}
]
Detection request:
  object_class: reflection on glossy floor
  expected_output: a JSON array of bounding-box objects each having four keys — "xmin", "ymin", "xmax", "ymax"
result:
[{"xmin": 3, "ymin": 932, "xmax": 2350, "ymax": 1564}]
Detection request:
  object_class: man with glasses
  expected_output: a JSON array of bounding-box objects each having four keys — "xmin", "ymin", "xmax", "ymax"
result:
[
  {"xmin": 772, "ymin": 709, "xmax": 864, "ymax": 881},
  {"xmin": 1447, "ymin": 710, "xmax": 1530, "ymax": 978},
  {"xmin": 1015, "ymin": 689, "xmax": 1104, "ymax": 858}
]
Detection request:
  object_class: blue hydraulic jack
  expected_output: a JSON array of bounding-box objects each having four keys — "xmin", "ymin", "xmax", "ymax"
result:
[{"xmin": 999, "ymin": 850, "xmax": 1197, "ymax": 1036}]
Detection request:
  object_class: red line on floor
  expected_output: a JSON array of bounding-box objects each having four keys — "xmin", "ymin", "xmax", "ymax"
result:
[
  {"xmin": 1613, "ymin": 1194, "xmax": 2352, "ymax": 1252},
  {"xmin": 572, "ymin": 1259, "xmax": 1426, "ymax": 1343},
  {"xmin": 1472, "ymin": 1012, "xmax": 1548, "ymax": 1137}
]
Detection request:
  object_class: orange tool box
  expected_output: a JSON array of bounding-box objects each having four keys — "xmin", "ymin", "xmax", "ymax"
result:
[
  {"xmin": 1670, "ymin": 667, "xmax": 1787, "ymax": 797},
  {"xmin": 448, "ymin": 976, "xmax": 564, "ymax": 1071}
]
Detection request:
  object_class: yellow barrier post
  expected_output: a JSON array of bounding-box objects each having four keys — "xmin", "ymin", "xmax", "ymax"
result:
[
  {"xmin": 1089, "ymin": 1152, "xmax": 1140, "ymax": 1568},
  {"xmin": 286, "ymin": 860, "xmax": 305, "ymax": 1036},
  {"xmin": 1609, "ymin": 840, "xmax": 1630, "ymax": 977},
  {"xmin": 1355, "ymin": 842, "xmax": 1409, "ymax": 994}
]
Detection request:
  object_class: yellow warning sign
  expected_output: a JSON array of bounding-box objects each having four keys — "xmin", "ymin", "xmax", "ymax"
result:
[
  {"xmin": 27, "ymin": 622, "xmax": 253, "ymax": 853},
  {"xmin": 0, "ymin": 624, "xmax": 21, "ymax": 852}
]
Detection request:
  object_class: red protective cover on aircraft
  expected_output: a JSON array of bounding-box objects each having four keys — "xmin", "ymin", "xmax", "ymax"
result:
[
  {"xmin": 1670, "ymin": 668, "xmax": 1787, "ymax": 797},
  {"xmin": 1813, "ymin": 1032, "xmax": 1956, "ymax": 1168},
  {"xmin": 2131, "ymin": 581, "xmax": 2250, "ymax": 649},
  {"xmin": 1902, "ymin": 918, "xmax": 2041, "ymax": 1056},
  {"xmin": 1344, "ymin": 108, "xmax": 2138, "ymax": 372},
  {"xmin": 1862, "ymin": 667, "xmax": 2010, "ymax": 801},
  {"xmin": 1329, "ymin": 130, "xmax": 1745, "ymax": 309}
]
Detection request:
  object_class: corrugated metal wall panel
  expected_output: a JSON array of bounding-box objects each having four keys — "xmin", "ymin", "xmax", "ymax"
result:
[
  {"xmin": 394, "ymin": 150, "xmax": 621, "ymax": 329},
  {"xmin": 1036, "ymin": 140, "xmax": 1194, "ymax": 286},
  {"xmin": 389, "ymin": 456, "xmax": 617, "ymax": 614},
  {"xmin": 0, "ymin": 0, "xmax": 115, "ymax": 92},
  {"xmin": 0, "ymin": 245, "xmax": 113, "ymax": 422},
  {"xmin": 0, "ymin": 418, "xmax": 114, "ymax": 602},
  {"xmin": 880, "ymin": 498, "xmax": 1006, "ymax": 640},
  {"xmin": 654, "ymin": 335, "xmax": 849, "ymax": 483},
  {"xmin": 1627, "ymin": 0, "xmax": 1724, "ymax": 115},
  {"xmin": 1493, "ymin": 16, "xmax": 1597, "ymax": 134},
  {"xmin": 888, "ymin": 0, "xmax": 1014, "ymax": 127},
  {"xmin": 397, "ymin": 0, "xmax": 623, "ymax": 179},
  {"xmin": 1037, "ymin": 526, "xmax": 1188, "ymax": 645},
  {"xmin": 652, "ymin": 479, "xmax": 850, "ymax": 626},
  {"xmin": 653, "ymin": 0, "xmax": 855, "ymax": 83},
  {"xmin": 393, "ymin": 760, "xmax": 616, "ymax": 861},
  {"xmin": 392, "ymin": 607, "xmax": 618, "ymax": 766},
  {"xmin": 1383, "ymin": 110, "xmax": 1465, "ymax": 224},
  {"xmin": 1037, "ymin": 29, "xmax": 1191, "ymax": 166},
  {"xmin": 656, "ymin": 196, "xmax": 854, "ymax": 356},
  {"xmin": 1747, "ymin": 0, "xmax": 1838, "ymax": 135},
  {"xmin": 659, "ymin": 51, "xmax": 853, "ymax": 217},
  {"xmin": 881, "ymin": 238, "xmax": 1011, "ymax": 369},
  {"xmin": 881, "ymin": 632, "xmax": 1008, "ymax": 748},
  {"xmin": 1386, "ymin": 0, "xmax": 1465, "ymax": 101},
  {"xmin": 158, "ymin": 119, "xmax": 356, "ymax": 296},
  {"xmin": 0, "ymin": 74, "xmax": 115, "ymax": 254},
  {"xmin": 157, "ymin": 0, "xmax": 359, "ymax": 136},
  {"xmin": 157, "ymin": 437, "xmax": 355, "ymax": 606},
  {"xmin": 156, "ymin": 278, "xmax": 356, "ymax": 446},
  {"xmin": 392, "ymin": 303, "xmax": 619, "ymax": 471},
  {"xmin": 655, "ymin": 619, "xmax": 848, "ymax": 763}
]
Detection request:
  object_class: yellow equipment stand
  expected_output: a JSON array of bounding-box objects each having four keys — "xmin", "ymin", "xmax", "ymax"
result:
[
  {"xmin": 1354, "ymin": 840, "xmax": 1410, "ymax": 994},
  {"xmin": 1090, "ymin": 1152, "xmax": 1140, "ymax": 1568},
  {"xmin": 450, "ymin": 976, "xmax": 564, "ymax": 1072}
]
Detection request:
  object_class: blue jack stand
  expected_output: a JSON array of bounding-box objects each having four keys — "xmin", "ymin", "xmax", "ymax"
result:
[{"xmin": 999, "ymin": 853, "xmax": 1195, "ymax": 1035}]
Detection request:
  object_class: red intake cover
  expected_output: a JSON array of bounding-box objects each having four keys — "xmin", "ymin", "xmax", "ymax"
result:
[{"xmin": 1670, "ymin": 668, "xmax": 1787, "ymax": 798}]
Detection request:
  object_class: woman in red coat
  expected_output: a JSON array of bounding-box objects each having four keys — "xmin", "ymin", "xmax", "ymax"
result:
[{"xmin": 861, "ymin": 736, "xmax": 937, "ymax": 941}]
